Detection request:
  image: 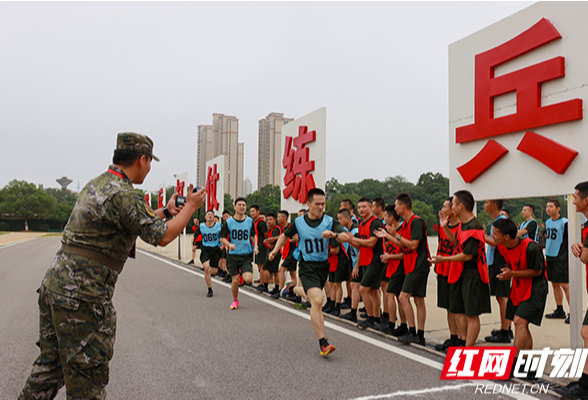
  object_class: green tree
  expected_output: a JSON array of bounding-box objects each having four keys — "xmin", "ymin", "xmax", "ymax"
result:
[
  {"xmin": 412, "ymin": 200, "xmax": 436, "ymax": 235},
  {"xmin": 415, "ymin": 172, "xmax": 449, "ymax": 214},
  {"xmin": 0, "ymin": 180, "xmax": 56, "ymax": 231},
  {"xmin": 224, "ymin": 193, "xmax": 235, "ymax": 216},
  {"xmin": 246, "ymin": 185, "xmax": 281, "ymax": 215}
]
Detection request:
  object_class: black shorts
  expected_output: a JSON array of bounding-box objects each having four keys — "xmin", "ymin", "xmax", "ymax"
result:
[
  {"xmin": 360, "ymin": 263, "xmax": 385, "ymax": 289},
  {"xmin": 489, "ymin": 263, "xmax": 511, "ymax": 297},
  {"xmin": 220, "ymin": 248, "xmax": 227, "ymax": 259},
  {"xmin": 255, "ymin": 246, "xmax": 268, "ymax": 265},
  {"xmin": 386, "ymin": 264, "xmax": 405, "ymax": 297},
  {"xmin": 449, "ymin": 269, "xmax": 491, "ymax": 317},
  {"xmin": 351, "ymin": 266, "xmax": 365, "ymax": 284},
  {"xmin": 280, "ymin": 255, "xmax": 298, "ymax": 272},
  {"xmin": 437, "ymin": 274, "xmax": 450, "ymax": 310},
  {"xmin": 199, "ymin": 246, "xmax": 221, "ymax": 269},
  {"xmin": 227, "ymin": 254, "xmax": 253, "ymax": 277},
  {"xmin": 328, "ymin": 261, "xmax": 350, "ymax": 284},
  {"xmin": 299, "ymin": 260, "xmax": 329, "ymax": 293},
  {"xmin": 264, "ymin": 256, "xmax": 280, "ymax": 274},
  {"xmin": 546, "ymin": 256, "xmax": 569, "ymax": 283},
  {"xmin": 505, "ymin": 287, "xmax": 548, "ymax": 326},
  {"xmin": 401, "ymin": 271, "xmax": 429, "ymax": 298}
]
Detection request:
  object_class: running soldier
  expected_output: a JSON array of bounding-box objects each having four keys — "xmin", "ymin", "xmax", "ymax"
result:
[
  {"xmin": 188, "ymin": 217, "xmax": 201, "ymax": 265},
  {"xmin": 544, "ymin": 199, "xmax": 570, "ymax": 323},
  {"xmin": 220, "ymin": 210, "xmax": 231, "ymax": 282},
  {"xmin": 251, "ymin": 205, "xmax": 268, "ymax": 292},
  {"xmin": 220, "ymin": 197, "xmax": 258, "ymax": 310},
  {"xmin": 269, "ymin": 188, "xmax": 348, "ymax": 356},
  {"xmin": 198, "ymin": 210, "xmax": 222, "ymax": 297},
  {"xmin": 270, "ymin": 210, "xmax": 298, "ymax": 300},
  {"xmin": 262, "ymin": 213, "xmax": 282, "ymax": 295}
]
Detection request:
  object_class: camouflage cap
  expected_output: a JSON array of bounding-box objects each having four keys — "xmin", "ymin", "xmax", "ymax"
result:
[{"xmin": 116, "ymin": 132, "xmax": 159, "ymax": 162}]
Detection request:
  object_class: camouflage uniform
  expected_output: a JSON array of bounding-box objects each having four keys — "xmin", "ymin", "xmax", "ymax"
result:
[{"xmin": 20, "ymin": 133, "xmax": 167, "ymax": 400}]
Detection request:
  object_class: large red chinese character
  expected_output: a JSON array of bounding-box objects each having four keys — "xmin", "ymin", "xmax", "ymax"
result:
[
  {"xmin": 283, "ymin": 126, "xmax": 316, "ymax": 204},
  {"xmin": 158, "ymin": 188, "xmax": 164, "ymax": 208},
  {"xmin": 175, "ymin": 179, "xmax": 185, "ymax": 196},
  {"xmin": 456, "ymin": 18, "xmax": 582, "ymax": 183},
  {"xmin": 206, "ymin": 164, "xmax": 220, "ymax": 211}
]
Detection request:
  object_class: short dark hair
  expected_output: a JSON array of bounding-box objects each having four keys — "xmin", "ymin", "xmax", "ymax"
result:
[
  {"xmin": 384, "ymin": 205, "xmax": 399, "ymax": 221},
  {"xmin": 341, "ymin": 199, "xmax": 355, "ymax": 211},
  {"xmin": 453, "ymin": 190, "xmax": 475, "ymax": 212},
  {"xmin": 524, "ymin": 204, "xmax": 535, "ymax": 213},
  {"xmin": 493, "ymin": 217, "xmax": 517, "ymax": 239},
  {"xmin": 299, "ymin": 208, "xmax": 307, "ymax": 213},
  {"xmin": 222, "ymin": 210, "xmax": 231, "ymax": 216},
  {"xmin": 358, "ymin": 197, "xmax": 371, "ymax": 205},
  {"xmin": 395, "ymin": 193, "xmax": 412, "ymax": 209},
  {"xmin": 267, "ymin": 213, "xmax": 276, "ymax": 220},
  {"xmin": 307, "ymin": 188, "xmax": 325, "ymax": 203},
  {"xmin": 502, "ymin": 209, "xmax": 510, "ymax": 217},
  {"xmin": 446, "ymin": 196, "xmax": 453, "ymax": 203},
  {"xmin": 112, "ymin": 149, "xmax": 143, "ymax": 167},
  {"xmin": 338, "ymin": 208, "xmax": 351, "ymax": 219},
  {"xmin": 278, "ymin": 210, "xmax": 289, "ymax": 219},
  {"xmin": 488, "ymin": 199, "xmax": 504, "ymax": 210},
  {"xmin": 547, "ymin": 199, "xmax": 561, "ymax": 208},
  {"xmin": 205, "ymin": 210, "xmax": 214, "ymax": 216},
  {"xmin": 250, "ymin": 204, "xmax": 260, "ymax": 211},
  {"xmin": 373, "ymin": 198, "xmax": 385, "ymax": 210},
  {"xmin": 234, "ymin": 197, "xmax": 247, "ymax": 205},
  {"xmin": 575, "ymin": 182, "xmax": 588, "ymax": 199}
]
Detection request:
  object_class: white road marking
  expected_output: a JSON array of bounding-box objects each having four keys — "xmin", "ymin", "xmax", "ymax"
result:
[
  {"xmin": 0, "ymin": 237, "xmax": 38, "ymax": 249},
  {"xmin": 139, "ymin": 250, "xmax": 539, "ymax": 400},
  {"xmin": 350, "ymin": 383, "xmax": 477, "ymax": 399}
]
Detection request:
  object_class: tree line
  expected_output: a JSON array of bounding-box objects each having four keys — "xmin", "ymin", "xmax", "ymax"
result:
[{"xmin": 0, "ymin": 174, "xmax": 568, "ymax": 234}]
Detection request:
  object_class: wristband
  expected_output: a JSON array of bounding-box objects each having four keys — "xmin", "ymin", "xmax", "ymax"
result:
[
  {"xmin": 397, "ymin": 235, "xmax": 402, "ymax": 241},
  {"xmin": 163, "ymin": 206, "xmax": 172, "ymax": 218}
]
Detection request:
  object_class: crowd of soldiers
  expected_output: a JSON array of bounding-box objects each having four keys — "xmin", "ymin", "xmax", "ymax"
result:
[{"xmin": 189, "ymin": 183, "xmax": 588, "ymax": 399}]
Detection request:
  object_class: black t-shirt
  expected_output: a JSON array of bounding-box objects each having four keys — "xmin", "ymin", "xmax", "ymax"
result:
[{"xmin": 461, "ymin": 217, "xmax": 483, "ymax": 271}]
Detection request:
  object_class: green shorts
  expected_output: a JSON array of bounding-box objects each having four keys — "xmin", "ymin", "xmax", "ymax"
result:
[
  {"xmin": 360, "ymin": 263, "xmax": 386, "ymax": 289},
  {"xmin": 199, "ymin": 246, "xmax": 221, "ymax": 269},
  {"xmin": 505, "ymin": 287, "xmax": 548, "ymax": 327},
  {"xmin": 351, "ymin": 266, "xmax": 366, "ymax": 284},
  {"xmin": 227, "ymin": 254, "xmax": 253, "ymax": 277},
  {"xmin": 299, "ymin": 260, "xmax": 329, "ymax": 294},
  {"xmin": 546, "ymin": 257, "xmax": 569, "ymax": 283},
  {"xmin": 401, "ymin": 271, "xmax": 429, "ymax": 298},
  {"xmin": 437, "ymin": 274, "xmax": 450, "ymax": 310},
  {"xmin": 489, "ymin": 263, "xmax": 511, "ymax": 297},
  {"xmin": 449, "ymin": 268, "xmax": 491, "ymax": 317},
  {"xmin": 381, "ymin": 275, "xmax": 390, "ymax": 283},
  {"xmin": 386, "ymin": 264, "xmax": 405, "ymax": 296},
  {"xmin": 280, "ymin": 255, "xmax": 298, "ymax": 272}
]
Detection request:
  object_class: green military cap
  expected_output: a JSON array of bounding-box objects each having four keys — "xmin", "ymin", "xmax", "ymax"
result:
[{"xmin": 116, "ymin": 132, "xmax": 160, "ymax": 162}]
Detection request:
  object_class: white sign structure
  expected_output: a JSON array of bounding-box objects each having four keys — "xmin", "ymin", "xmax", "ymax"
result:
[
  {"xmin": 449, "ymin": 2, "xmax": 588, "ymax": 200},
  {"xmin": 157, "ymin": 183, "xmax": 166, "ymax": 209},
  {"xmin": 449, "ymin": 2, "xmax": 587, "ymax": 348},
  {"xmin": 280, "ymin": 107, "xmax": 326, "ymax": 215},
  {"xmin": 205, "ymin": 155, "xmax": 225, "ymax": 218}
]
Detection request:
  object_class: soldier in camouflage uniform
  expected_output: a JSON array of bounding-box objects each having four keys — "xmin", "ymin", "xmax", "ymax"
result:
[{"xmin": 20, "ymin": 132, "xmax": 205, "ymax": 400}]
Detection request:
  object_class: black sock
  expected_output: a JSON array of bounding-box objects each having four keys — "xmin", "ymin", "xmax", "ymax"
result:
[
  {"xmin": 369, "ymin": 316, "xmax": 377, "ymax": 322},
  {"xmin": 579, "ymin": 373, "xmax": 588, "ymax": 390},
  {"xmin": 418, "ymin": 329, "xmax": 425, "ymax": 339},
  {"xmin": 450, "ymin": 334, "xmax": 458, "ymax": 342},
  {"xmin": 400, "ymin": 323, "xmax": 407, "ymax": 330},
  {"xmin": 350, "ymin": 308, "xmax": 357, "ymax": 316},
  {"xmin": 264, "ymin": 283, "xmax": 268, "ymax": 289},
  {"xmin": 319, "ymin": 337, "xmax": 329, "ymax": 347},
  {"xmin": 208, "ymin": 287, "xmax": 212, "ymax": 291},
  {"xmin": 409, "ymin": 326, "xmax": 416, "ymax": 335},
  {"xmin": 382, "ymin": 312, "xmax": 389, "ymax": 319},
  {"xmin": 557, "ymin": 305, "xmax": 564, "ymax": 313},
  {"xmin": 334, "ymin": 303, "xmax": 340, "ymax": 310},
  {"xmin": 459, "ymin": 339, "xmax": 466, "ymax": 345},
  {"xmin": 501, "ymin": 329, "xmax": 509, "ymax": 336},
  {"xmin": 389, "ymin": 321, "xmax": 396, "ymax": 330}
]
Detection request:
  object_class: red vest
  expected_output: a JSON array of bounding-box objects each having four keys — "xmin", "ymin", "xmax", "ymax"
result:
[
  {"xmin": 254, "ymin": 218, "xmax": 266, "ymax": 244},
  {"xmin": 359, "ymin": 216, "xmax": 377, "ymax": 266},
  {"xmin": 435, "ymin": 222, "xmax": 461, "ymax": 277},
  {"xmin": 448, "ymin": 225, "xmax": 489, "ymax": 284},
  {"xmin": 265, "ymin": 225, "xmax": 281, "ymax": 250},
  {"xmin": 328, "ymin": 243, "xmax": 349, "ymax": 272},
  {"xmin": 281, "ymin": 223, "xmax": 291, "ymax": 260},
  {"xmin": 385, "ymin": 240, "xmax": 403, "ymax": 278},
  {"xmin": 497, "ymin": 238, "xmax": 534, "ymax": 306},
  {"xmin": 401, "ymin": 215, "xmax": 431, "ymax": 275}
]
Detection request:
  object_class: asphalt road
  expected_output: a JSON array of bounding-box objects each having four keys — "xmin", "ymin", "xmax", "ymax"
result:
[{"xmin": 2, "ymin": 237, "xmax": 559, "ymax": 399}]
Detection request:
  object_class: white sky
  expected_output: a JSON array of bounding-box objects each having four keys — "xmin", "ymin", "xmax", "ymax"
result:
[{"xmin": 0, "ymin": 1, "xmax": 532, "ymax": 193}]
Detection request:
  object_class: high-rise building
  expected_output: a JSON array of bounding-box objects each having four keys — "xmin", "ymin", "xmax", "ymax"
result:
[
  {"xmin": 243, "ymin": 177, "xmax": 253, "ymax": 196},
  {"xmin": 196, "ymin": 113, "xmax": 244, "ymax": 200},
  {"xmin": 258, "ymin": 112, "xmax": 293, "ymax": 189}
]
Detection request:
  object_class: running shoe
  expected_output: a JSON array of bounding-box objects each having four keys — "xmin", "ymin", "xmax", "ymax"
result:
[
  {"xmin": 187, "ymin": 260, "xmax": 194, "ymax": 265},
  {"xmin": 229, "ymin": 300, "xmax": 239, "ymax": 310},
  {"xmin": 280, "ymin": 286, "xmax": 290, "ymax": 298},
  {"xmin": 340, "ymin": 312, "xmax": 357, "ymax": 322},
  {"xmin": 301, "ymin": 301, "xmax": 311, "ymax": 308},
  {"xmin": 398, "ymin": 332, "xmax": 420, "ymax": 344},
  {"xmin": 330, "ymin": 308, "xmax": 341, "ymax": 317},
  {"xmin": 222, "ymin": 275, "xmax": 232, "ymax": 283},
  {"xmin": 270, "ymin": 291, "xmax": 280, "ymax": 299},
  {"xmin": 357, "ymin": 319, "xmax": 375, "ymax": 330},
  {"xmin": 484, "ymin": 332, "xmax": 510, "ymax": 343},
  {"xmin": 554, "ymin": 381, "xmax": 588, "ymax": 399},
  {"xmin": 268, "ymin": 286, "xmax": 280, "ymax": 296},
  {"xmin": 545, "ymin": 308, "xmax": 566, "ymax": 319},
  {"xmin": 320, "ymin": 343, "xmax": 336, "ymax": 356},
  {"xmin": 566, "ymin": 313, "xmax": 570, "ymax": 324},
  {"xmin": 207, "ymin": 288, "xmax": 213, "ymax": 298},
  {"xmin": 490, "ymin": 328, "xmax": 514, "ymax": 339}
]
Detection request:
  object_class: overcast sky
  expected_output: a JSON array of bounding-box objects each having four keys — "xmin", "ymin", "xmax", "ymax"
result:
[{"xmin": 0, "ymin": 1, "xmax": 531, "ymax": 194}]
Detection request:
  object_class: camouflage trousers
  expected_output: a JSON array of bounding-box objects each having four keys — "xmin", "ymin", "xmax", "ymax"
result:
[{"xmin": 19, "ymin": 285, "xmax": 116, "ymax": 400}]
